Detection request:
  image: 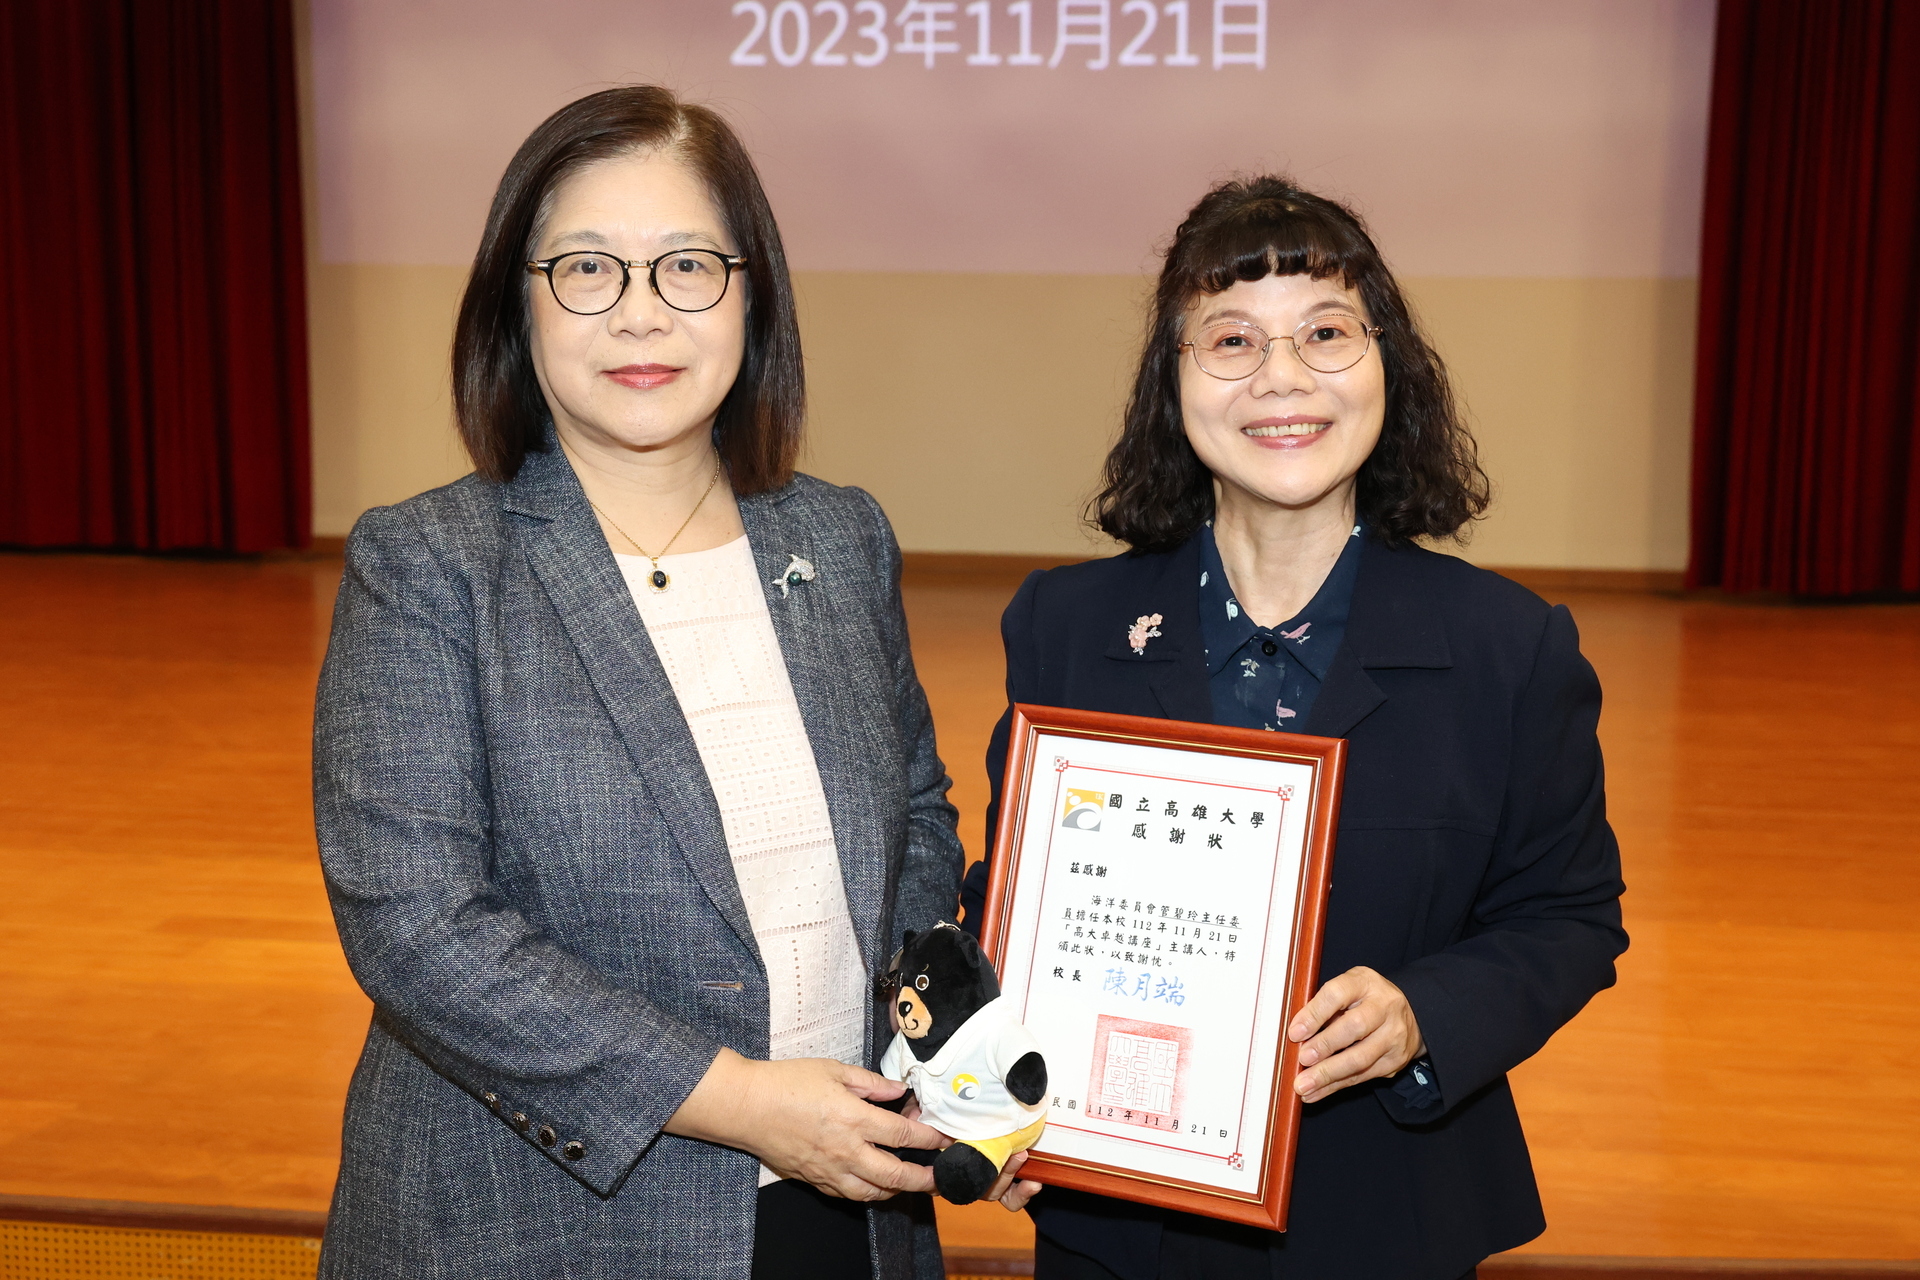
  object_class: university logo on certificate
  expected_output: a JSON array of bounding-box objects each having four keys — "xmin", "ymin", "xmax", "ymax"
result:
[{"xmin": 977, "ymin": 705, "xmax": 1344, "ymax": 1231}]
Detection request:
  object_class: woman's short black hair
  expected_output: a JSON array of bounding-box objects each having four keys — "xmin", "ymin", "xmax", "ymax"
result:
[
  {"xmin": 452, "ymin": 86, "xmax": 803, "ymax": 490},
  {"xmin": 1093, "ymin": 175, "xmax": 1489, "ymax": 551}
]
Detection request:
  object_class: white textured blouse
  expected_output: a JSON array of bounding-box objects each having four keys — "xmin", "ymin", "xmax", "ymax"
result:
[{"xmin": 615, "ymin": 537, "xmax": 865, "ymax": 1185}]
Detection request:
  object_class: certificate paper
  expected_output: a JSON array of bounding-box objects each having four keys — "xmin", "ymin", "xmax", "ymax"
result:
[{"xmin": 978, "ymin": 705, "xmax": 1344, "ymax": 1230}]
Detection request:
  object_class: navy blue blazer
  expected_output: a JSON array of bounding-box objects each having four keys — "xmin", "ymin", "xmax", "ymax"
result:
[{"xmin": 961, "ymin": 533, "xmax": 1628, "ymax": 1280}]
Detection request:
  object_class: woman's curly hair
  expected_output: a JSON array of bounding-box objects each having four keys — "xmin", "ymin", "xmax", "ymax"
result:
[{"xmin": 1093, "ymin": 175, "xmax": 1489, "ymax": 551}]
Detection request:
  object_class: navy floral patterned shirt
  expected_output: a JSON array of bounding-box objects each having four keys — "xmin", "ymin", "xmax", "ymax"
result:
[
  {"xmin": 1197, "ymin": 520, "xmax": 1365, "ymax": 734},
  {"xmin": 1195, "ymin": 518, "xmax": 1444, "ymax": 1113}
]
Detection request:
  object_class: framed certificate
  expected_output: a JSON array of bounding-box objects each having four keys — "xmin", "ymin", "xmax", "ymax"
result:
[{"xmin": 976, "ymin": 704, "xmax": 1345, "ymax": 1231}]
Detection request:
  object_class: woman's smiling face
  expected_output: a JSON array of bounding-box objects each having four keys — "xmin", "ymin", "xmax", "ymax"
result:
[
  {"xmin": 1178, "ymin": 272, "xmax": 1386, "ymax": 517},
  {"xmin": 527, "ymin": 148, "xmax": 746, "ymax": 457}
]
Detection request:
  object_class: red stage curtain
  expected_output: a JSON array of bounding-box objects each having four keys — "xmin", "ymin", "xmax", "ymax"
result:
[
  {"xmin": 0, "ymin": 0, "xmax": 309, "ymax": 553},
  {"xmin": 1689, "ymin": 0, "xmax": 1920, "ymax": 595}
]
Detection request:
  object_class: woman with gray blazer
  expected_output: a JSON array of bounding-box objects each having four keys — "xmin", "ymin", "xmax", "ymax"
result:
[{"xmin": 313, "ymin": 87, "xmax": 962, "ymax": 1280}]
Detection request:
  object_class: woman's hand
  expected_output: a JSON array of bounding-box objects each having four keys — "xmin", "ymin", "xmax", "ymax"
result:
[
  {"xmin": 981, "ymin": 1149, "xmax": 1043, "ymax": 1213},
  {"xmin": 664, "ymin": 1048, "xmax": 948, "ymax": 1200},
  {"xmin": 1287, "ymin": 966, "xmax": 1425, "ymax": 1104}
]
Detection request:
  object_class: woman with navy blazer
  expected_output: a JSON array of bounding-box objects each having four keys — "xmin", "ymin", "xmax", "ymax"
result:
[{"xmin": 961, "ymin": 178, "xmax": 1628, "ymax": 1280}]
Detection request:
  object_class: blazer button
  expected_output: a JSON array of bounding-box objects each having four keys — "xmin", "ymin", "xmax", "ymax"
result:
[
  {"xmin": 563, "ymin": 1141, "xmax": 586, "ymax": 1161},
  {"xmin": 511, "ymin": 1112, "xmax": 529, "ymax": 1132},
  {"xmin": 538, "ymin": 1125, "xmax": 558, "ymax": 1148}
]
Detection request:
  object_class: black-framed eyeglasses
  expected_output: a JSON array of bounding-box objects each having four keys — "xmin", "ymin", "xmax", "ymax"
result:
[
  {"xmin": 1179, "ymin": 313, "xmax": 1384, "ymax": 379},
  {"xmin": 526, "ymin": 249, "xmax": 747, "ymax": 316}
]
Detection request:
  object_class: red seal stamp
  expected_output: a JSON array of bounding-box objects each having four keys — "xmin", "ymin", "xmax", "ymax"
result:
[{"xmin": 1085, "ymin": 1014, "xmax": 1192, "ymax": 1133}]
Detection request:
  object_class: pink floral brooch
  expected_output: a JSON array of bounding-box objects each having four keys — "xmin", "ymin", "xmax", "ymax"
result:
[{"xmin": 1127, "ymin": 613, "xmax": 1164, "ymax": 655}]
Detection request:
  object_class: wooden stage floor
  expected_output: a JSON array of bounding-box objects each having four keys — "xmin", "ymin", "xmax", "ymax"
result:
[{"xmin": 1, "ymin": 551, "xmax": 1916, "ymax": 1261}]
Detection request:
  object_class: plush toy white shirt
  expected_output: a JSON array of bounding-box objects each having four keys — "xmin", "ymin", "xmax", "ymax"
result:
[{"xmin": 880, "ymin": 996, "xmax": 1045, "ymax": 1142}]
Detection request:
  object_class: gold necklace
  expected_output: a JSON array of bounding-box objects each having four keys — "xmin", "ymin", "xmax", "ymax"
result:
[{"xmin": 589, "ymin": 458, "xmax": 724, "ymax": 593}]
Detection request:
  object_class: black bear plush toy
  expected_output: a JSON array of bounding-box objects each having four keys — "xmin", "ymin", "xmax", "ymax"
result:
[{"xmin": 879, "ymin": 923, "xmax": 1049, "ymax": 1204}]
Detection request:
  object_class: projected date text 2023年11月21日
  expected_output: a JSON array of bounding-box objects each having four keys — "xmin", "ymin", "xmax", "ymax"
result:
[{"xmin": 728, "ymin": 1, "xmax": 1269, "ymax": 72}]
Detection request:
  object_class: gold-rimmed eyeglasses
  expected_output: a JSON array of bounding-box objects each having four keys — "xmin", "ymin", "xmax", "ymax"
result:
[
  {"xmin": 526, "ymin": 249, "xmax": 747, "ymax": 316},
  {"xmin": 1179, "ymin": 313, "xmax": 1383, "ymax": 379}
]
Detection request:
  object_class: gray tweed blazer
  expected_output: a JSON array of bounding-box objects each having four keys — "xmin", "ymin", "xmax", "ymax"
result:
[{"xmin": 312, "ymin": 445, "xmax": 964, "ymax": 1279}]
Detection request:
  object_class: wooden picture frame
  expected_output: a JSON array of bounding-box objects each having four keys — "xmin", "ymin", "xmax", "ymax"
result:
[{"xmin": 976, "ymin": 704, "xmax": 1345, "ymax": 1232}]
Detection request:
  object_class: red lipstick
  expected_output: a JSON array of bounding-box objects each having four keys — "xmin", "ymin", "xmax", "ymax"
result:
[
  {"xmin": 1240, "ymin": 414, "xmax": 1334, "ymax": 450},
  {"xmin": 604, "ymin": 364, "xmax": 682, "ymax": 390}
]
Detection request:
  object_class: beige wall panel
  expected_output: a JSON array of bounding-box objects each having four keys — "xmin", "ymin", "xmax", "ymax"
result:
[
  {"xmin": 308, "ymin": 268, "xmax": 1696, "ymax": 571},
  {"xmin": 1407, "ymin": 276, "xmax": 1698, "ymax": 572},
  {"xmin": 793, "ymin": 271, "xmax": 1141, "ymax": 558},
  {"xmin": 308, "ymin": 262, "xmax": 470, "ymax": 537},
  {"xmin": 795, "ymin": 273, "xmax": 1698, "ymax": 568}
]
